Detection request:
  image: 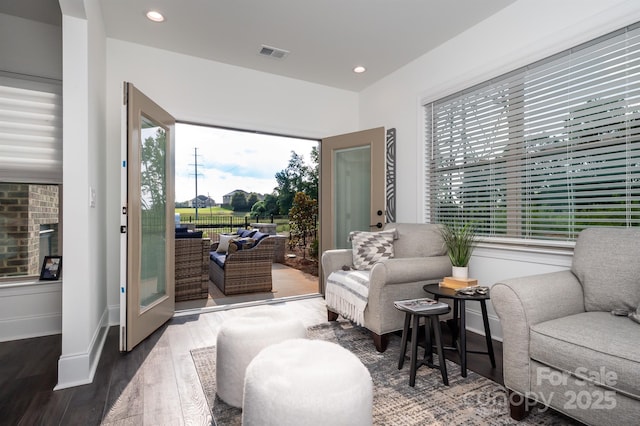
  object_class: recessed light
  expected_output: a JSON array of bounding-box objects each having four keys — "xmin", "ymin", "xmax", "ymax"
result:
[
  {"xmin": 146, "ymin": 10, "xmax": 165, "ymax": 22},
  {"xmin": 353, "ymin": 66, "xmax": 366, "ymax": 73}
]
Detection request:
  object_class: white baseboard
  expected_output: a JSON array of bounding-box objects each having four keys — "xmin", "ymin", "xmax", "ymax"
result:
[
  {"xmin": 0, "ymin": 312, "xmax": 62, "ymax": 342},
  {"xmin": 465, "ymin": 306, "xmax": 503, "ymax": 342},
  {"xmin": 108, "ymin": 303, "xmax": 119, "ymax": 326},
  {"xmin": 55, "ymin": 307, "xmax": 110, "ymax": 390}
]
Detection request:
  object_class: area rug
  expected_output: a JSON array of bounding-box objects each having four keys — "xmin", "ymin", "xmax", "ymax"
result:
[{"xmin": 191, "ymin": 321, "xmax": 579, "ymax": 425}]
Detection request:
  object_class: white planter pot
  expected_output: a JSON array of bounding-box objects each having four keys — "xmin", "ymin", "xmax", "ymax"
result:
[{"xmin": 452, "ymin": 266, "xmax": 469, "ymax": 279}]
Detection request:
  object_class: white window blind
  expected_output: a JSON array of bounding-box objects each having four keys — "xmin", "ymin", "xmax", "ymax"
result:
[
  {"xmin": 425, "ymin": 23, "xmax": 640, "ymax": 241},
  {"xmin": 0, "ymin": 72, "xmax": 62, "ymax": 184}
]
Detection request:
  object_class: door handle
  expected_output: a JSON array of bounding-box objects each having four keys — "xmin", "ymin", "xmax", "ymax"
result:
[{"xmin": 370, "ymin": 223, "xmax": 383, "ymax": 229}]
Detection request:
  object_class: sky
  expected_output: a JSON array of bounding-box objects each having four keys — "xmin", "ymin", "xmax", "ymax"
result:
[{"xmin": 175, "ymin": 123, "xmax": 317, "ymax": 204}]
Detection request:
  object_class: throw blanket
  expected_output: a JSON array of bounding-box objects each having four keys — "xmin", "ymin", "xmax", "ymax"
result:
[{"xmin": 325, "ymin": 270, "xmax": 371, "ymax": 326}]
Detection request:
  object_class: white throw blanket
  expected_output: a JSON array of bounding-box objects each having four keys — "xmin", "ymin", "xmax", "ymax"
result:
[{"xmin": 325, "ymin": 269, "xmax": 371, "ymax": 326}]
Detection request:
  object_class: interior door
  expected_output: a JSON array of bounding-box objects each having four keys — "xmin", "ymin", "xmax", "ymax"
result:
[
  {"xmin": 120, "ymin": 82, "xmax": 175, "ymax": 352},
  {"xmin": 320, "ymin": 127, "xmax": 386, "ymax": 284}
]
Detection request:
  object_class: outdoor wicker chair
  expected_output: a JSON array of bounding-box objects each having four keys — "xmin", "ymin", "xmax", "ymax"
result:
[{"xmin": 209, "ymin": 236, "xmax": 275, "ymax": 295}]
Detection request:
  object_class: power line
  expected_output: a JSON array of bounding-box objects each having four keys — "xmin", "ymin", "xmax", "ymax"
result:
[{"xmin": 189, "ymin": 147, "xmax": 204, "ymax": 219}]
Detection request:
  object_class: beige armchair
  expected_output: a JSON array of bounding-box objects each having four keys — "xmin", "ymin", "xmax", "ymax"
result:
[
  {"xmin": 492, "ymin": 228, "xmax": 640, "ymax": 424},
  {"xmin": 321, "ymin": 223, "xmax": 451, "ymax": 352}
]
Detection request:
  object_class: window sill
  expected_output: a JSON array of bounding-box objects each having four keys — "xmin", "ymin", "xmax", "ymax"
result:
[
  {"xmin": 0, "ymin": 279, "xmax": 62, "ymax": 289},
  {"xmin": 478, "ymin": 236, "xmax": 574, "ymax": 254}
]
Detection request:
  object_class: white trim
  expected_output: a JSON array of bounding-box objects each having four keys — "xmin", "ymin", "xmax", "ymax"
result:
[
  {"xmin": 0, "ymin": 312, "xmax": 61, "ymax": 342},
  {"xmin": 0, "ymin": 281, "xmax": 62, "ymax": 341},
  {"xmin": 54, "ymin": 307, "xmax": 109, "ymax": 390},
  {"xmin": 465, "ymin": 305, "xmax": 502, "ymax": 343},
  {"xmin": 108, "ymin": 303, "xmax": 120, "ymax": 326}
]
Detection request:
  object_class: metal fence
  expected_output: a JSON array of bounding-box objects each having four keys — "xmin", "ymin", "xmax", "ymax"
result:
[{"xmin": 179, "ymin": 214, "xmax": 288, "ymax": 235}]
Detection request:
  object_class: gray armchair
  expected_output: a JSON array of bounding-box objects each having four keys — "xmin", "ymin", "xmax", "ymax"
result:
[
  {"xmin": 492, "ymin": 228, "xmax": 640, "ymax": 425},
  {"xmin": 321, "ymin": 223, "xmax": 451, "ymax": 352}
]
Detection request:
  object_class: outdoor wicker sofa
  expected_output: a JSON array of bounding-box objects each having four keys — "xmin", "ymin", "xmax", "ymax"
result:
[{"xmin": 209, "ymin": 235, "xmax": 275, "ymax": 295}]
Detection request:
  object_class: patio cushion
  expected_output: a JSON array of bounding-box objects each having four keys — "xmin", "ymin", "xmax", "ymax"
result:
[{"xmin": 210, "ymin": 251, "xmax": 226, "ymax": 268}]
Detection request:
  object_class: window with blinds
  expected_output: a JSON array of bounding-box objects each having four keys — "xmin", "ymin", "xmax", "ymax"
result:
[
  {"xmin": 425, "ymin": 22, "xmax": 640, "ymax": 241},
  {"xmin": 0, "ymin": 72, "xmax": 62, "ymax": 281},
  {"xmin": 0, "ymin": 72, "xmax": 62, "ymax": 184}
]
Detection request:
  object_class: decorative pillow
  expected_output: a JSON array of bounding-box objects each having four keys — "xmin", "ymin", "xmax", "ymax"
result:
[
  {"xmin": 216, "ymin": 234, "xmax": 235, "ymax": 253},
  {"xmin": 227, "ymin": 239, "xmax": 241, "ymax": 254},
  {"xmin": 241, "ymin": 237, "xmax": 256, "ymax": 249},
  {"xmin": 350, "ymin": 229, "xmax": 395, "ymax": 271},
  {"xmin": 252, "ymin": 231, "xmax": 269, "ymax": 242},
  {"xmin": 238, "ymin": 229, "xmax": 258, "ymax": 238}
]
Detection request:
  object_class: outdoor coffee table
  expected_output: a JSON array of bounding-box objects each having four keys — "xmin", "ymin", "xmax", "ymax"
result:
[{"xmin": 423, "ymin": 283, "xmax": 496, "ymax": 377}]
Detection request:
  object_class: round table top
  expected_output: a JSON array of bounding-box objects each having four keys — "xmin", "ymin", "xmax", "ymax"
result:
[
  {"xmin": 423, "ymin": 283, "xmax": 491, "ymax": 300},
  {"xmin": 394, "ymin": 299, "xmax": 450, "ymax": 315}
]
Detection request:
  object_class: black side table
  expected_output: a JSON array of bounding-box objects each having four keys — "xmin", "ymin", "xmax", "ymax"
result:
[
  {"xmin": 394, "ymin": 298, "xmax": 451, "ymax": 386},
  {"xmin": 423, "ymin": 283, "xmax": 496, "ymax": 378}
]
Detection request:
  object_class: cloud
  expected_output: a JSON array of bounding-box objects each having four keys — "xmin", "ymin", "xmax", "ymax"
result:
[{"xmin": 175, "ymin": 123, "xmax": 317, "ymax": 203}]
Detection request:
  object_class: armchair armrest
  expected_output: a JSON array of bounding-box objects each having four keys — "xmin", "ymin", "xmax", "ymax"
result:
[
  {"xmin": 371, "ymin": 256, "xmax": 451, "ymax": 285},
  {"xmin": 491, "ymin": 270, "xmax": 585, "ymax": 394},
  {"xmin": 321, "ymin": 249, "xmax": 353, "ymax": 276}
]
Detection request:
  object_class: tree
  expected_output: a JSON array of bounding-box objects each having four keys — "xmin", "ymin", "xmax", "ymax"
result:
[
  {"xmin": 140, "ymin": 128, "xmax": 166, "ymax": 210},
  {"xmin": 262, "ymin": 194, "xmax": 279, "ymax": 216},
  {"xmin": 246, "ymin": 193, "xmax": 260, "ymax": 210},
  {"xmin": 274, "ymin": 148, "xmax": 318, "ymax": 214},
  {"xmin": 230, "ymin": 191, "xmax": 248, "ymax": 211},
  {"xmin": 288, "ymin": 192, "xmax": 318, "ymax": 259}
]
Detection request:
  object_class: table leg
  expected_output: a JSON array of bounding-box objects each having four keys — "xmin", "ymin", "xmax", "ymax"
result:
[
  {"xmin": 423, "ymin": 315, "xmax": 433, "ymax": 364},
  {"xmin": 398, "ymin": 312, "xmax": 411, "ymax": 370},
  {"xmin": 409, "ymin": 314, "xmax": 419, "ymax": 387},
  {"xmin": 460, "ymin": 300, "xmax": 467, "ymax": 377},
  {"xmin": 480, "ymin": 300, "xmax": 496, "ymax": 368},
  {"xmin": 431, "ymin": 315, "xmax": 449, "ymax": 386},
  {"xmin": 451, "ymin": 299, "xmax": 459, "ymax": 348}
]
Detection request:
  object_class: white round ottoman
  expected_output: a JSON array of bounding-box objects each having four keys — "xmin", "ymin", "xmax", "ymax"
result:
[
  {"xmin": 215, "ymin": 307, "xmax": 306, "ymax": 408},
  {"xmin": 242, "ymin": 339, "xmax": 373, "ymax": 426}
]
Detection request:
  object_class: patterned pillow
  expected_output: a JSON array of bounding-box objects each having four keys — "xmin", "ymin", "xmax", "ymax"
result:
[{"xmin": 350, "ymin": 229, "xmax": 396, "ymax": 270}]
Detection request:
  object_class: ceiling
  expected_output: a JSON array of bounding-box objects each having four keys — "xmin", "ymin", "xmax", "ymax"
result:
[{"xmin": 1, "ymin": 0, "xmax": 516, "ymax": 91}]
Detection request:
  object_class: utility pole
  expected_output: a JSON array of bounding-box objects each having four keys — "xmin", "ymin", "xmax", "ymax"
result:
[{"xmin": 190, "ymin": 147, "xmax": 203, "ymax": 220}]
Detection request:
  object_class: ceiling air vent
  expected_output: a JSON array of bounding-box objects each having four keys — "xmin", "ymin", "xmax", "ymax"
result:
[{"xmin": 259, "ymin": 45, "xmax": 290, "ymax": 60}]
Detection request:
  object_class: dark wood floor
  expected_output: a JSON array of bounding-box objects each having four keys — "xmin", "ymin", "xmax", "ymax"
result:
[{"xmin": 0, "ymin": 297, "xmax": 504, "ymax": 425}]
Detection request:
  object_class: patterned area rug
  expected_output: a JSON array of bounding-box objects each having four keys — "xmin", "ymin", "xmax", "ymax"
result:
[{"xmin": 191, "ymin": 321, "xmax": 579, "ymax": 425}]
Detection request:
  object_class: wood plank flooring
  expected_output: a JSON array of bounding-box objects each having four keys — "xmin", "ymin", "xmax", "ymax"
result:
[{"xmin": 0, "ymin": 296, "xmax": 504, "ymax": 425}]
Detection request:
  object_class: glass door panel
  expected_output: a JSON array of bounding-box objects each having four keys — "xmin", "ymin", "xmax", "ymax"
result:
[
  {"xmin": 139, "ymin": 116, "xmax": 168, "ymax": 309},
  {"xmin": 334, "ymin": 146, "xmax": 371, "ymax": 249}
]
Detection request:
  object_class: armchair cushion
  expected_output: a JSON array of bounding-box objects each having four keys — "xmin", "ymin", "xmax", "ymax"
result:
[
  {"xmin": 350, "ymin": 229, "xmax": 395, "ymax": 270},
  {"xmin": 530, "ymin": 311, "xmax": 640, "ymax": 400},
  {"xmin": 572, "ymin": 227, "xmax": 640, "ymax": 312}
]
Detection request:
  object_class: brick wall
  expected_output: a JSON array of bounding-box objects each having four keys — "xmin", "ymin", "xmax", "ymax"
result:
[{"xmin": 0, "ymin": 184, "xmax": 59, "ymax": 277}]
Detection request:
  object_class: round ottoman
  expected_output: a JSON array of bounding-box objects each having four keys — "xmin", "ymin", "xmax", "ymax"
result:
[
  {"xmin": 242, "ymin": 339, "xmax": 373, "ymax": 426},
  {"xmin": 215, "ymin": 307, "xmax": 307, "ymax": 407}
]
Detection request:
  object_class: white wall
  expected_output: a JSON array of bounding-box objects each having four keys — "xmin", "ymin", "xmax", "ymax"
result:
[
  {"xmin": 358, "ymin": 0, "xmax": 640, "ymax": 337},
  {"xmin": 0, "ymin": 14, "xmax": 63, "ymax": 342},
  {"xmin": 0, "ymin": 13, "xmax": 62, "ymax": 79},
  {"xmin": 104, "ymin": 39, "xmax": 360, "ymax": 314},
  {"xmin": 57, "ymin": 0, "xmax": 109, "ymax": 389}
]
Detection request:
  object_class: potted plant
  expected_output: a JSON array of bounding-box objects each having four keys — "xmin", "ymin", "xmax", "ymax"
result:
[{"xmin": 440, "ymin": 222, "xmax": 477, "ymax": 279}]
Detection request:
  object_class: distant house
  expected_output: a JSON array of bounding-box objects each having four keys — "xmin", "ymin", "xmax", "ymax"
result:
[
  {"xmin": 187, "ymin": 195, "xmax": 215, "ymax": 208},
  {"xmin": 222, "ymin": 190, "xmax": 264, "ymax": 206},
  {"xmin": 222, "ymin": 189, "xmax": 248, "ymax": 205}
]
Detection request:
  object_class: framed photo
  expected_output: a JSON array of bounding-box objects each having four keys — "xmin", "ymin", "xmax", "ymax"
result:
[{"xmin": 40, "ymin": 256, "xmax": 62, "ymax": 280}]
